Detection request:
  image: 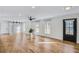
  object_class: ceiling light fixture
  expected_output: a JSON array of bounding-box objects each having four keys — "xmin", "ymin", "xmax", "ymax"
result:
[
  {"xmin": 32, "ymin": 6, "xmax": 35, "ymax": 8},
  {"xmin": 65, "ymin": 6, "xmax": 72, "ymax": 10}
]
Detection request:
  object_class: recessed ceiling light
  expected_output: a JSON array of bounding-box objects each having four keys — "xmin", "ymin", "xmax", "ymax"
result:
[
  {"xmin": 32, "ymin": 6, "xmax": 35, "ymax": 8},
  {"xmin": 65, "ymin": 6, "xmax": 72, "ymax": 10}
]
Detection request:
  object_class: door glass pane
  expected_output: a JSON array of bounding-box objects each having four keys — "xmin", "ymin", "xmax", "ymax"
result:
[
  {"xmin": 65, "ymin": 21, "xmax": 70, "ymax": 28},
  {"xmin": 65, "ymin": 20, "xmax": 74, "ymax": 35},
  {"xmin": 66, "ymin": 27, "xmax": 70, "ymax": 34},
  {"xmin": 65, "ymin": 21, "xmax": 70, "ymax": 35},
  {"xmin": 70, "ymin": 27, "xmax": 73, "ymax": 35},
  {"xmin": 70, "ymin": 21, "xmax": 73, "ymax": 27}
]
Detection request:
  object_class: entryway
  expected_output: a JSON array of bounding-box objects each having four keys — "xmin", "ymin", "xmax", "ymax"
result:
[{"xmin": 63, "ymin": 18, "xmax": 77, "ymax": 43}]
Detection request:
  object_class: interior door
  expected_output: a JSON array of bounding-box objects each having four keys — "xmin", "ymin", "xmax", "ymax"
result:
[{"xmin": 63, "ymin": 18, "xmax": 77, "ymax": 43}]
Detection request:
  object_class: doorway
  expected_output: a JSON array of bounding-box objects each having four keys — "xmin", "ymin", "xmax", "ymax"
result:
[{"xmin": 63, "ymin": 18, "xmax": 77, "ymax": 43}]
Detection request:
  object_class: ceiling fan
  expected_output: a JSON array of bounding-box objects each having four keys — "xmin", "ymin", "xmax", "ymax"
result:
[{"xmin": 28, "ymin": 16, "xmax": 36, "ymax": 21}]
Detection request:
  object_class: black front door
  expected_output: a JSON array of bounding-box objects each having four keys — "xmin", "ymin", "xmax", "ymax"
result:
[{"xmin": 63, "ymin": 18, "xmax": 77, "ymax": 43}]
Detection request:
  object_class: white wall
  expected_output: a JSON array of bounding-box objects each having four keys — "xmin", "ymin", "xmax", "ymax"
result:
[{"xmin": 33, "ymin": 13, "xmax": 79, "ymax": 43}]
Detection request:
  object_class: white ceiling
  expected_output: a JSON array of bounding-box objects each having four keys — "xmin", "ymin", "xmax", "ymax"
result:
[{"xmin": 0, "ymin": 6, "xmax": 79, "ymax": 20}]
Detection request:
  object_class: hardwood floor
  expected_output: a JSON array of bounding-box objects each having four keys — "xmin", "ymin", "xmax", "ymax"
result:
[{"xmin": 0, "ymin": 33, "xmax": 79, "ymax": 53}]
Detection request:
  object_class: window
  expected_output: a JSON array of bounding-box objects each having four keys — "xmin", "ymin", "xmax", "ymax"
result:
[
  {"xmin": 45, "ymin": 22, "xmax": 51, "ymax": 34},
  {"xmin": 35, "ymin": 24, "xmax": 39, "ymax": 34},
  {"xmin": 17, "ymin": 26, "xmax": 21, "ymax": 33}
]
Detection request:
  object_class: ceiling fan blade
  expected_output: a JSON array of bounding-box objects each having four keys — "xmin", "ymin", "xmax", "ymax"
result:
[{"xmin": 28, "ymin": 16, "xmax": 36, "ymax": 21}]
